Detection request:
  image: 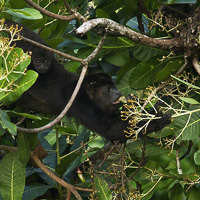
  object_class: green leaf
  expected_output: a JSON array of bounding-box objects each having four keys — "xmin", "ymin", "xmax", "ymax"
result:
[
  {"xmin": 3, "ymin": 8, "xmax": 43, "ymax": 19},
  {"xmin": 166, "ymin": 160, "xmax": 176, "ymax": 170},
  {"xmin": 0, "ymin": 152, "xmax": 26, "ymax": 200},
  {"xmin": 129, "ymin": 57, "xmax": 161, "ymax": 89},
  {"xmin": 23, "ymin": 183, "xmax": 52, "ymax": 200},
  {"xmin": 127, "ymin": 140, "xmax": 169, "ymax": 157},
  {"xmin": 12, "ymin": 111, "xmax": 42, "ymax": 120},
  {"xmin": 0, "ymin": 124, "xmax": 5, "ymax": 136},
  {"xmin": 179, "ymin": 97, "xmax": 200, "ymax": 104},
  {"xmin": 173, "ymin": 108, "xmax": 200, "ymax": 140},
  {"xmin": 165, "ymin": 0, "xmax": 197, "ymax": 4},
  {"xmin": 1, "ymin": 70, "xmax": 38, "ymax": 104},
  {"xmin": 168, "ymin": 184, "xmax": 186, "ymax": 200},
  {"xmin": 96, "ymin": 9, "xmax": 110, "ymax": 18},
  {"xmin": 104, "ymin": 49, "xmax": 129, "ymax": 66},
  {"xmin": 171, "ymin": 75, "xmax": 200, "ymax": 90},
  {"xmin": 133, "ymin": 44, "xmax": 168, "ymax": 62},
  {"xmin": 142, "ymin": 180, "xmax": 159, "ymax": 200},
  {"xmin": 156, "ymin": 59, "xmax": 184, "ymax": 82},
  {"xmin": 188, "ymin": 186, "xmax": 200, "ymax": 200},
  {"xmin": 44, "ymin": 130, "xmax": 58, "ymax": 146},
  {"xmin": 95, "ymin": 177, "xmax": 112, "ymax": 200},
  {"xmin": 0, "ymin": 110, "xmax": 17, "ymax": 135},
  {"xmin": 194, "ymin": 150, "xmax": 200, "ymax": 165},
  {"xmin": 9, "ymin": 0, "xmax": 27, "ymax": 9},
  {"xmin": 17, "ymin": 132, "xmax": 30, "ymax": 166},
  {"xmin": 0, "ymin": 48, "xmax": 30, "ymax": 88},
  {"xmin": 56, "ymin": 152, "xmax": 81, "ymax": 176}
]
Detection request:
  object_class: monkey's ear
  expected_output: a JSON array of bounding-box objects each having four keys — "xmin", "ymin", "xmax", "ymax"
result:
[{"xmin": 85, "ymin": 81, "xmax": 96, "ymax": 99}]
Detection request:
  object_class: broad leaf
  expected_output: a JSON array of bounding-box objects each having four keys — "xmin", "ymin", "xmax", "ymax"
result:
[
  {"xmin": 1, "ymin": 70, "xmax": 38, "ymax": 104},
  {"xmin": 4, "ymin": 8, "xmax": 43, "ymax": 19},
  {"xmin": 173, "ymin": 108, "xmax": 200, "ymax": 140},
  {"xmin": 194, "ymin": 150, "xmax": 200, "ymax": 165},
  {"xmin": 22, "ymin": 184, "xmax": 52, "ymax": 200},
  {"xmin": 156, "ymin": 59, "xmax": 184, "ymax": 82},
  {"xmin": 105, "ymin": 49, "xmax": 129, "ymax": 66},
  {"xmin": 188, "ymin": 186, "xmax": 200, "ymax": 200},
  {"xmin": 17, "ymin": 132, "xmax": 31, "ymax": 166},
  {"xmin": 0, "ymin": 110, "xmax": 16, "ymax": 135},
  {"xmin": 179, "ymin": 97, "xmax": 200, "ymax": 104},
  {"xmin": 168, "ymin": 184, "xmax": 186, "ymax": 200},
  {"xmin": 133, "ymin": 44, "xmax": 168, "ymax": 62},
  {"xmin": 0, "ymin": 152, "xmax": 26, "ymax": 200},
  {"xmin": 166, "ymin": 0, "xmax": 197, "ymax": 4},
  {"xmin": 129, "ymin": 57, "xmax": 161, "ymax": 89},
  {"xmin": 95, "ymin": 177, "xmax": 112, "ymax": 200}
]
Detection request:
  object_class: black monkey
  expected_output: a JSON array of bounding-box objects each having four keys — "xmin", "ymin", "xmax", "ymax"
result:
[
  {"xmin": 16, "ymin": 62, "xmax": 171, "ymax": 142},
  {"xmin": 4, "ymin": 20, "xmax": 54, "ymax": 74}
]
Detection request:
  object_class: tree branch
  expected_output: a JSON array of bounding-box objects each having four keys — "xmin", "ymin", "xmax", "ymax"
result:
[
  {"xmin": 24, "ymin": 0, "xmax": 78, "ymax": 21},
  {"xmin": 76, "ymin": 18, "xmax": 183, "ymax": 50},
  {"xmin": 21, "ymin": 35, "xmax": 83, "ymax": 62},
  {"xmin": 2, "ymin": 27, "xmax": 83, "ymax": 62},
  {"xmin": 30, "ymin": 151, "xmax": 82, "ymax": 200}
]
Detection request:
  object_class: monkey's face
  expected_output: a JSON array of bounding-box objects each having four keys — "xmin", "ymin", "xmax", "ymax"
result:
[
  {"xmin": 32, "ymin": 57, "xmax": 51, "ymax": 73},
  {"xmin": 30, "ymin": 46, "xmax": 53, "ymax": 74},
  {"xmin": 84, "ymin": 73, "xmax": 122, "ymax": 115}
]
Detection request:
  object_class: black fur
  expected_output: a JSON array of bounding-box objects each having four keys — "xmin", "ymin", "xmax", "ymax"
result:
[
  {"xmin": 16, "ymin": 64, "xmax": 171, "ymax": 142},
  {"xmin": 6, "ymin": 20, "xmax": 171, "ymax": 142}
]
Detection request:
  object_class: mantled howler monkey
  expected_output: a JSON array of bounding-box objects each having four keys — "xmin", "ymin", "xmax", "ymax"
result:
[
  {"xmin": 4, "ymin": 20, "xmax": 54, "ymax": 74},
  {"xmin": 16, "ymin": 61, "xmax": 171, "ymax": 142},
  {"xmin": 6, "ymin": 20, "xmax": 171, "ymax": 142}
]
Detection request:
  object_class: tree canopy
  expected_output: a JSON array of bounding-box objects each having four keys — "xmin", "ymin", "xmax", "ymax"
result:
[{"xmin": 0, "ymin": 0, "xmax": 200, "ymax": 199}]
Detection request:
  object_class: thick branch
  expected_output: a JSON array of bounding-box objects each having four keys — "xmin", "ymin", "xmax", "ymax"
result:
[{"xmin": 76, "ymin": 18, "xmax": 183, "ymax": 50}]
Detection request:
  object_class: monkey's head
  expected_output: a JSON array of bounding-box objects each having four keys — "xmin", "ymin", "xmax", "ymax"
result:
[
  {"xmin": 83, "ymin": 73, "xmax": 123, "ymax": 115},
  {"xmin": 30, "ymin": 46, "xmax": 53, "ymax": 74}
]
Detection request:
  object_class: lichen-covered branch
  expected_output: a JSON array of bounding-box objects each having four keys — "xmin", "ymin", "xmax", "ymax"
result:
[{"xmin": 76, "ymin": 18, "xmax": 183, "ymax": 50}]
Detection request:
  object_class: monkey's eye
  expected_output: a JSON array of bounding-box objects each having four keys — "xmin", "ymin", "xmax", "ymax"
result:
[
  {"xmin": 106, "ymin": 87, "xmax": 111, "ymax": 92},
  {"xmin": 44, "ymin": 60, "xmax": 48, "ymax": 63},
  {"xmin": 36, "ymin": 60, "xmax": 40, "ymax": 63},
  {"xmin": 90, "ymin": 81, "xmax": 96, "ymax": 85}
]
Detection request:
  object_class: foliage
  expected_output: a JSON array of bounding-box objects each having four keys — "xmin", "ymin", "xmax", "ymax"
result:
[{"xmin": 0, "ymin": 0, "xmax": 200, "ymax": 199}]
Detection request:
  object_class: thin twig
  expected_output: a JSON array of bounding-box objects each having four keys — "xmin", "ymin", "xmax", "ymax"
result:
[
  {"xmin": 99, "ymin": 141, "xmax": 119, "ymax": 167},
  {"xmin": 121, "ymin": 143, "xmax": 126, "ymax": 189},
  {"xmin": 180, "ymin": 140, "xmax": 193, "ymax": 160}
]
